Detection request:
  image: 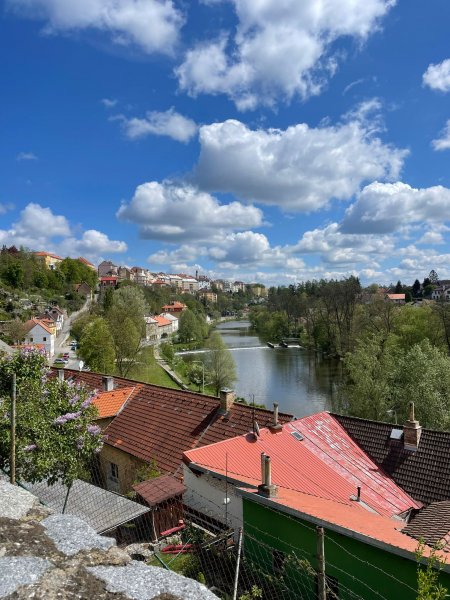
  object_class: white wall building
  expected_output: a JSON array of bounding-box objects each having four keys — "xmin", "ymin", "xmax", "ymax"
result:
[{"xmin": 24, "ymin": 319, "xmax": 55, "ymax": 357}]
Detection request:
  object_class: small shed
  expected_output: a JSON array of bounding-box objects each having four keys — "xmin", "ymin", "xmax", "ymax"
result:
[{"xmin": 133, "ymin": 475, "xmax": 186, "ymax": 541}]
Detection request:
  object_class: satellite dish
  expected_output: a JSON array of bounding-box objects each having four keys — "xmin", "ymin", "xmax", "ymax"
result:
[{"xmin": 79, "ymin": 360, "xmax": 84, "ymax": 371}]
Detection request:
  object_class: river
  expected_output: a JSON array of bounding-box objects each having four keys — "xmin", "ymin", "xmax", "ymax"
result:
[{"xmin": 184, "ymin": 320, "xmax": 341, "ymax": 418}]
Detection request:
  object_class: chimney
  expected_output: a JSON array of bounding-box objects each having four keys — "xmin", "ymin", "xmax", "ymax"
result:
[
  {"xmin": 102, "ymin": 376, "xmax": 114, "ymax": 392},
  {"xmin": 57, "ymin": 369, "xmax": 65, "ymax": 382},
  {"xmin": 269, "ymin": 402, "xmax": 283, "ymax": 432},
  {"xmin": 219, "ymin": 388, "xmax": 235, "ymax": 414},
  {"xmin": 403, "ymin": 401, "xmax": 422, "ymax": 451},
  {"xmin": 258, "ymin": 453, "xmax": 277, "ymax": 498}
]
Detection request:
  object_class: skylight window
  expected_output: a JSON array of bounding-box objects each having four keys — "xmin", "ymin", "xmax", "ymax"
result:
[
  {"xmin": 291, "ymin": 431, "xmax": 304, "ymax": 441},
  {"xmin": 390, "ymin": 429, "xmax": 403, "ymax": 440}
]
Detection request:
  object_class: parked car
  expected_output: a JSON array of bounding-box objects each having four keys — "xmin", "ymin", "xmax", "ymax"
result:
[{"xmin": 53, "ymin": 358, "xmax": 66, "ymax": 366}]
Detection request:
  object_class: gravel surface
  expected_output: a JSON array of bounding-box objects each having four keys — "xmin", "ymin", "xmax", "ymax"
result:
[
  {"xmin": 0, "ymin": 556, "xmax": 51, "ymax": 597},
  {"xmin": 42, "ymin": 514, "xmax": 115, "ymax": 556},
  {"xmin": 89, "ymin": 562, "xmax": 219, "ymax": 600}
]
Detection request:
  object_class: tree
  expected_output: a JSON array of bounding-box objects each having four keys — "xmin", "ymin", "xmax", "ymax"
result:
[
  {"xmin": 204, "ymin": 332, "xmax": 237, "ymax": 395},
  {"xmin": 107, "ymin": 286, "xmax": 147, "ymax": 377},
  {"xmin": 416, "ymin": 541, "xmax": 447, "ymax": 600},
  {"xmin": 178, "ymin": 309, "xmax": 203, "ymax": 343},
  {"xmin": 78, "ymin": 317, "xmax": 116, "ymax": 373},
  {"xmin": 0, "ymin": 349, "xmax": 105, "ymax": 485},
  {"xmin": 339, "ymin": 337, "xmax": 450, "ymax": 429},
  {"xmin": 395, "ymin": 280, "xmax": 403, "ymax": 294},
  {"xmin": 412, "ymin": 279, "xmax": 421, "ymax": 297},
  {"xmin": 6, "ymin": 319, "xmax": 28, "ymax": 345},
  {"xmin": 429, "ymin": 270, "xmax": 439, "ymax": 285}
]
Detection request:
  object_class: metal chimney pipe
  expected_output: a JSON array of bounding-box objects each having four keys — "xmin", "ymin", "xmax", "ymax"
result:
[
  {"xmin": 264, "ymin": 455, "xmax": 272, "ymax": 488},
  {"xmin": 357, "ymin": 486, "xmax": 361, "ymax": 501},
  {"xmin": 260, "ymin": 452, "xmax": 266, "ymax": 485},
  {"xmin": 273, "ymin": 403, "xmax": 279, "ymax": 426},
  {"xmin": 57, "ymin": 369, "xmax": 65, "ymax": 382}
]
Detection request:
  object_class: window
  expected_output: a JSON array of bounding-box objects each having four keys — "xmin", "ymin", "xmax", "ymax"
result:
[
  {"xmin": 29, "ymin": 337, "xmax": 33, "ymax": 342},
  {"xmin": 110, "ymin": 463, "xmax": 119, "ymax": 479},
  {"xmin": 43, "ymin": 337, "xmax": 47, "ymax": 341}
]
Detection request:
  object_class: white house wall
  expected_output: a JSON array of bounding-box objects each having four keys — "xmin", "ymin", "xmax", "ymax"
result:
[{"xmin": 183, "ymin": 465, "xmax": 243, "ymax": 533}]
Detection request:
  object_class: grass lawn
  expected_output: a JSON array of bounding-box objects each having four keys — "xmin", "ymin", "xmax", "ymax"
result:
[{"xmin": 129, "ymin": 347, "xmax": 181, "ymax": 389}]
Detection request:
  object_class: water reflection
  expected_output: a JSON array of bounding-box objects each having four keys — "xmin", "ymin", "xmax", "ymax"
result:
[{"xmin": 210, "ymin": 321, "xmax": 341, "ymax": 418}]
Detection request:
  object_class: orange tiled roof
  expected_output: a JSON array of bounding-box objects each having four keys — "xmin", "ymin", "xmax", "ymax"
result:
[
  {"xmin": 154, "ymin": 315, "xmax": 172, "ymax": 327},
  {"xmin": 25, "ymin": 318, "xmax": 54, "ymax": 335},
  {"xmin": 93, "ymin": 386, "xmax": 136, "ymax": 419},
  {"xmin": 78, "ymin": 256, "xmax": 94, "ymax": 267},
  {"xmin": 34, "ymin": 251, "xmax": 63, "ymax": 260}
]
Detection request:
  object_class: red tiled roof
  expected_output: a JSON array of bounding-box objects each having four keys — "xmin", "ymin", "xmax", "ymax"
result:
[
  {"xmin": 154, "ymin": 316, "xmax": 172, "ymax": 327},
  {"xmin": 53, "ymin": 369, "xmax": 293, "ymax": 477},
  {"xmin": 78, "ymin": 256, "xmax": 94, "ymax": 267},
  {"xmin": 34, "ymin": 251, "xmax": 63, "ymax": 260},
  {"xmin": 24, "ymin": 318, "xmax": 54, "ymax": 335},
  {"xmin": 93, "ymin": 387, "xmax": 136, "ymax": 419},
  {"xmin": 133, "ymin": 475, "xmax": 186, "ymax": 506},
  {"xmin": 386, "ymin": 294, "xmax": 405, "ymax": 300},
  {"xmin": 184, "ymin": 413, "xmax": 420, "ymax": 518},
  {"xmin": 100, "ymin": 276, "xmax": 118, "ymax": 281},
  {"xmin": 162, "ymin": 302, "xmax": 186, "ymax": 310}
]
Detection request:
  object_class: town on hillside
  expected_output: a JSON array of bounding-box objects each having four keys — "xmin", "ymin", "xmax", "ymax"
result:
[{"xmin": 2, "ymin": 248, "xmax": 450, "ymax": 598}]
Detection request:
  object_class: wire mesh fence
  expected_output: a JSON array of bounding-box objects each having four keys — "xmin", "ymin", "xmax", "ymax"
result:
[{"xmin": 2, "ymin": 455, "xmax": 425, "ymax": 600}]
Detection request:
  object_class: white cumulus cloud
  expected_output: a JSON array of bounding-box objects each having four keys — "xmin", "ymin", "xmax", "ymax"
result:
[
  {"xmin": 423, "ymin": 59, "xmax": 450, "ymax": 92},
  {"xmin": 0, "ymin": 202, "xmax": 127, "ymax": 264},
  {"xmin": 115, "ymin": 108, "xmax": 197, "ymax": 143},
  {"xmin": 341, "ymin": 181, "xmax": 450, "ymax": 234},
  {"xmin": 432, "ymin": 119, "xmax": 450, "ymax": 151},
  {"xmin": 295, "ymin": 223, "xmax": 393, "ymax": 265},
  {"xmin": 195, "ymin": 118, "xmax": 406, "ymax": 212},
  {"xmin": 117, "ymin": 181, "xmax": 264, "ymax": 243},
  {"xmin": 7, "ymin": 0, "xmax": 184, "ymax": 55},
  {"xmin": 176, "ymin": 0, "xmax": 394, "ymax": 108}
]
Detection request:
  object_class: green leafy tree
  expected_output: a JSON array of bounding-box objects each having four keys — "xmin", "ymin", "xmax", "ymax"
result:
[
  {"xmin": 416, "ymin": 541, "xmax": 447, "ymax": 600},
  {"xmin": 178, "ymin": 309, "xmax": 205, "ymax": 343},
  {"xmin": 0, "ymin": 349, "xmax": 105, "ymax": 485},
  {"xmin": 78, "ymin": 317, "xmax": 116, "ymax": 373},
  {"xmin": 107, "ymin": 286, "xmax": 147, "ymax": 377},
  {"xmin": 204, "ymin": 331, "xmax": 237, "ymax": 395},
  {"xmin": 340, "ymin": 337, "xmax": 450, "ymax": 429}
]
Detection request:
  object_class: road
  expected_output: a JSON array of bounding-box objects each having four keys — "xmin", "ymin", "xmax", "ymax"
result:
[{"xmin": 52, "ymin": 298, "xmax": 91, "ymax": 370}]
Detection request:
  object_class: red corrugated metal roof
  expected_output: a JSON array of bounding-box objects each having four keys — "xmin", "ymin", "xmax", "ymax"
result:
[
  {"xmin": 184, "ymin": 412, "xmax": 421, "ymax": 518},
  {"xmin": 242, "ymin": 488, "xmax": 444, "ymax": 559}
]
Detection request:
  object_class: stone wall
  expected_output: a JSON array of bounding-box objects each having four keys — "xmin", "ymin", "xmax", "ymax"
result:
[{"xmin": 0, "ymin": 480, "xmax": 217, "ymax": 599}]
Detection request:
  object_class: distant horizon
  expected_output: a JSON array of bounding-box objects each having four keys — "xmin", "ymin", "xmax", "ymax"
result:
[{"xmin": 2, "ymin": 1, "xmax": 450, "ymax": 287}]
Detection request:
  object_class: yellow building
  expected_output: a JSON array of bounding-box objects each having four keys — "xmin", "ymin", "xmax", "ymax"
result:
[{"xmin": 34, "ymin": 251, "xmax": 63, "ymax": 270}]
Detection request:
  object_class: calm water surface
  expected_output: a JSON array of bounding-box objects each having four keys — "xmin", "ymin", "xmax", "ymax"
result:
[{"xmin": 202, "ymin": 320, "xmax": 341, "ymax": 418}]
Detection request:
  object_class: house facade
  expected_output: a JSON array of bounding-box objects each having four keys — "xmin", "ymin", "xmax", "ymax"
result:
[
  {"xmin": 24, "ymin": 318, "xmax": 55, "ymax": 356},
  {"xmin": 34, "ymin": 251, "xmax": 63, "ymax": 270}
]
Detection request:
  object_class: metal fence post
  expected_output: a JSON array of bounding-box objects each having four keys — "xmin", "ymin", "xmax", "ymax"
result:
[
  {"xmin": 10, "ymin": 373, "xmax": 16, "ymax": 485},
  {"xmin": 232, "ymin": 527, "xmax": 244, "ymax": 600},
  {"xmin": 317, "ymin": 526, "xmax": 326, "ymax": 600}
]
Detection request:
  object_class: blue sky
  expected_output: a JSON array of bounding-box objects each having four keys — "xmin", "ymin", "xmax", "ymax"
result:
[{"xmin": 1, "ymin": 0, "xmax": 450, "ymax": 286}]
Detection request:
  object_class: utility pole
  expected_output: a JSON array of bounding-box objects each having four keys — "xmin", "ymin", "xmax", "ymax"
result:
[
  {"xmin": 10, "ymin": 373, "xmax": 16, "ymax": 485},
  {"xmin": 317, "ymin": 526, "xmax": 326, "ymax": 600}
]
